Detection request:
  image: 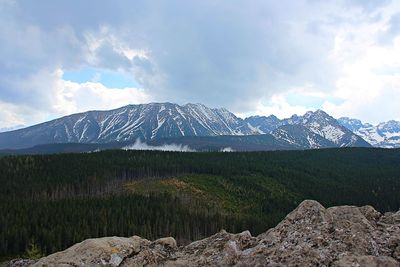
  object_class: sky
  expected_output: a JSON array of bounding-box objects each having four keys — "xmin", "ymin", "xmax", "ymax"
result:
[{"xmin": 0, "ymin": 0, "xmax": 400, "ymax": 129}]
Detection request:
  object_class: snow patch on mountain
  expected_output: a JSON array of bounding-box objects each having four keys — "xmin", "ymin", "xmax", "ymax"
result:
[
  {"xmin": 0, "ymin": 103, "xmax": 374, "ymax": 150},
  {"xmin": 249, "ymin": 110, "xmax": 369, "ymax": 148},
  {"xmin": 338, "ymin": 117, "xmax": 400, "ymax": 148}
]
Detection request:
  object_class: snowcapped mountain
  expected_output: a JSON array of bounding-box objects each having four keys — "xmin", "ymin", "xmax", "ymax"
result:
[
  {"xmin": 247, "ymin": 110, "xmax": 370, "ymax": 147},
  {"xmin": 285, "ymin": 110, "xmax": 370, "ymax": 147},
  {"xmin": 338, "ymin": 118, "xmax": 400, "ymax": 148},
  {"xmin": 0, "ymin": 103, "xmax": 373, "ymax": 150},
  {"xmin": 0, "ymin": 103, "xmax": 256, "ymax": 149}
]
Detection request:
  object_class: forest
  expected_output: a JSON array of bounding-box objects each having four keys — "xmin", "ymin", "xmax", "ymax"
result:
[{"xmin": 1, "ymin": 147, "xmax": 400, "ymax": 260}]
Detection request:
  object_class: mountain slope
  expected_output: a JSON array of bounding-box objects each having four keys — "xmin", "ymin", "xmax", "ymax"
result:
[
  {"xmin": 246, "ymin": 110, "xmax": 371, "ymax": 147},
  {"xmin": 338, "ymin": 117, "xmax": 400, "ymax": 148},
  {"xmin": 284, "ymin": 110, "xmax": 370, "ymax": 147},
  {"xmin": 0, "ymin": 103, "xmax": 255, "ymax": 149},
  {"xmin": 271, "ymin": 124, "xmax": 337, "ymax": 149},
  {"xmin": 0, "ymin": 134, "xmax": 313, "ymax": 155},
  {"xmin": 244, "ymin": 115, "xmax": 282, "ymax": 133},
  {"xmin": 0, "ymin": 103, "xmax": 372, "ymax": 150},
  {"xmin": 145, "ymin": 134, "xmax": 295, "ymax": 151}
]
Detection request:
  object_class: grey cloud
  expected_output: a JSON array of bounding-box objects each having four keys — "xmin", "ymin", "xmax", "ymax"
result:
[
  {"xmin": 379, "ymin": 12, "xmax": 400, "ymax": 44},
  {"xmin": 94, "ymin": 42, "xmax": 132, "ymax": 70},
  {"xmin": 1, "ymin": 1, "xmax": 338, "ymax": 110},
  {"xmin": 344, "ymin": 0, "xmax": 391, "ymax": 11},
  {"xmin": 15, "ymin": 0, "xmax": 122, "ymax": 32},
  {"xmin": 0, "ymin": 0, "xmax": 393, "ymax": 120},
  {"xmin": 118, "ymin": 0, "xmax": 340, "ymax": 111}
]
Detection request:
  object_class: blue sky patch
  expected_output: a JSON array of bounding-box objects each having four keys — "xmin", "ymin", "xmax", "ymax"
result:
[{"xmin": 63, "ymin": 67, "xmax": 139, "ymax": 88}]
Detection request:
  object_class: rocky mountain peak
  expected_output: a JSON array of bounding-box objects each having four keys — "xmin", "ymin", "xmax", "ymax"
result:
[
  {"xmin": 280, "ymin": 110, "xmax": 370, "ymax": 147},
  {"xmin": 302, "ymin": 109, "xmax": 334, "ymax": 123},
  {"xmin": 339, "ymin": 117, "xmax": 400, "ymax": 148},
  {"xmin": 378, "ymin": 120, "xmax": 400, "ymax": 132},
  {"xmin": 338, "ymin": 117, "xmax": 366, "ymax": 132},
  {"xmin": 10, "ymin": 200, "xmax": 399, "ymax": 266}
]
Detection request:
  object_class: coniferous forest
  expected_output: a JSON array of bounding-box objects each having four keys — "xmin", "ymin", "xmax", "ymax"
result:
[{"xmin": 1, "ymin": 148, "xmax": 400, "ymax": 259}]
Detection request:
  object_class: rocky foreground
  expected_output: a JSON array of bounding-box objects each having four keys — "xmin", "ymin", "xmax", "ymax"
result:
[{"xmin": 6, "ymin": 200, "xmax": 400, "ymax": 266}]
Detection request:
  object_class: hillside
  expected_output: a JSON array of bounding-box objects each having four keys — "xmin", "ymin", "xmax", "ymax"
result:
[{"xmin": 1, "ymin": 148, "xmax": 399, "ymax": 260}]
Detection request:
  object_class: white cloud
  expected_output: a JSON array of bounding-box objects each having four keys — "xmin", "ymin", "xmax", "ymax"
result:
[
  {"xmin": 321, "ymin": 2, "xmax": 400, "ymax": 124},
  {"xmin": 124, "ymin": 139, "xmax": 195, "ymax": 152},
  {"xmin": 0, "ymin": 68, "xmax": 151, "ymax": 127},
  {"xmin": 54, "ymin": 70, "xmax": 150, "ymax": 116},
  {"xmin": 220, "ymin": 147, "xmax": 235, "ymax": 152},
  {"xmin": 0, "ymin": 101, "xmax": 35, "ymax": 128},
  {"xmin": 241, "ymin": 1, "xmax": 400, "ymax": 123},
  {"xmin": 1, "ymin": 0, "xmax": 400, "ymax": 127},
  {"xmin": 248, "ymin": 95, "xmax": 315, "ymax": 119}
]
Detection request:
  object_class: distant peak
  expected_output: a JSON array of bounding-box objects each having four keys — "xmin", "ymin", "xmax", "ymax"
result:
[
  {"xmin": 267, "ymin": 114, "xmax": 279, "ymax": 120},
  {"xmin": 386, "ymin": 120, "xmax": 400, "ymax": 124},
  {"xmin": 302, "ymin": 109, "xmax": 331, "ymax": 119},
  {"xmin": 290, "ymin": 114, "xmax": 300, "ymax": 119},
  {"xmin": 338, "ymin": 117, "xmax": 363, "ymax": 123},
  {"xmin": 314, "ymin": 109, "xmax": 328, "ymax": 115}
]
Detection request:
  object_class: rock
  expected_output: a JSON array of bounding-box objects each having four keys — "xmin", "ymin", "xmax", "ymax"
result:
[
  {"xmin": 173, "ymin": 230, "xmax": 258, "ymax": 266},
  {"xmin": 110, "ymin": 253, "xmax": 124, "ymax": 266},
  {"xmin": 9, "ymin": 200, "xmax": 400, "ymax": 267},
  {"xmin": 332, "ymin": 255, "xmax": 399, "ymax": 267},
  {"xmin": 393, "ymin": 243, "xmax": 400, "ymax": 261},
  {"xmin": 0, "ymin": 259, "xmax": 36, "ymax": 267},
  {"xmin": 154, "ymin": 237, "xmax": 177, "ymax": 249},
  {"xmin": 359, "ymin": 205, "xmax": 382, "ymax": 223},
  {"xmin": 32, "ymin": 236, "xmax": 149, "ymax": 267}
]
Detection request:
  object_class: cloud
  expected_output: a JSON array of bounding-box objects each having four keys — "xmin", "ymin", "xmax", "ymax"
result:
[
  {"xmin": 220, "ymin": 147, "xmax": 235, "ymax": 152},
  {"xmin": 0, "ymin": 101, "xmax": 35, "ymax": 128},
  {"xmin": 0, "ymin": 0, "xmax": 400, "ymax": 127},
  {"xmin": 0, "ymin": 68, "xmax": 150, "ymax": 127},
  {"xmin": 123, "ymin": 139, "xmax": 195, "ymax": 152},
  {"xmin": 55, "ymin": 74, "xmax": 150, "ymax": 116},
  {"xmin": 243, "ymin": 1, "xmax": 400, "ymax": 123},
  {"xmin": 321, "ymin": 1, "xmax": 400, "ymax": 124},
  {"xmin": 0, "ymin": 1, "xmax": 337, "ymax": 116},
  {"xmin": 119, "ymin": 1, "xmax": 342, "ymax": 111},
  {"xmin": 245, "ymin": 94, "xmax": 316, "ymax": 119}
]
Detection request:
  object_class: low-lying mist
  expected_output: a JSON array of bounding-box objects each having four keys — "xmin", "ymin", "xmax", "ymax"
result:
[{"xmin": 123, "ymin": 139, "xmax": 196, "ymax": 152}]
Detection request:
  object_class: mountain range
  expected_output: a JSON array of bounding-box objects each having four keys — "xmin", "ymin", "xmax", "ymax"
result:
[
  {"xmin": 0, "ymin": 102, "xmax": 398, "ymax": 152},
  {"xmin": 338, "ymin": 117, "xmax": 400, "ymax": 148}
]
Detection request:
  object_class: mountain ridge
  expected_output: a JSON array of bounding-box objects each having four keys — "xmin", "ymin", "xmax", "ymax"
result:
[
  {"xmin": 0, "ymin": 102, "xmax": 373, "ymax": 150},
  {"xmin": 338, "ymin": 117, "xmax": 400, "ymax": 148}
]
